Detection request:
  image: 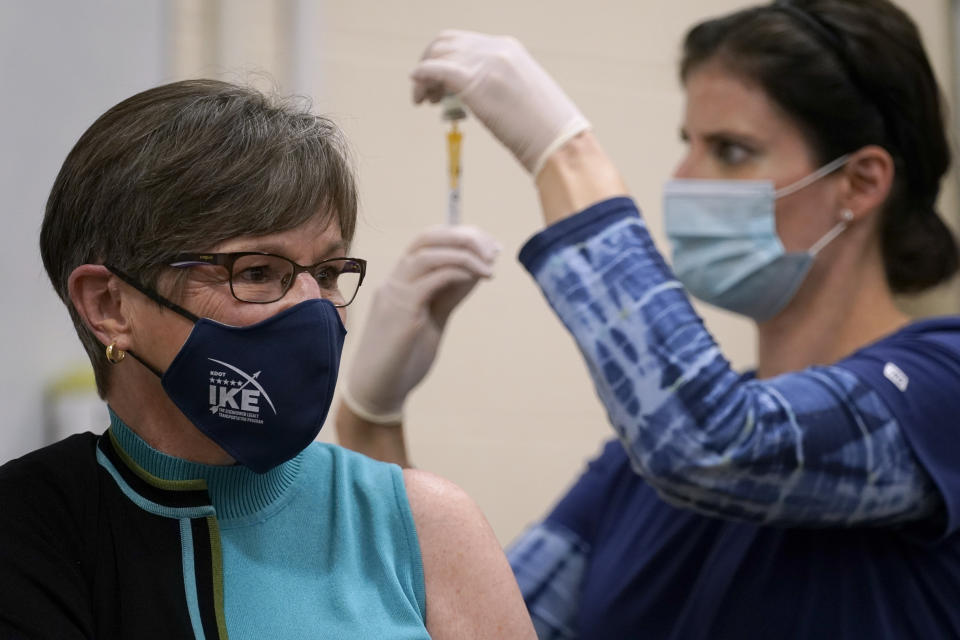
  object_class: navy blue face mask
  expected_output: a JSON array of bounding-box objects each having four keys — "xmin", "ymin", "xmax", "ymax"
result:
[{"xmin": 109, "ymin": 268, "xmax": 346, "ymax": 473}]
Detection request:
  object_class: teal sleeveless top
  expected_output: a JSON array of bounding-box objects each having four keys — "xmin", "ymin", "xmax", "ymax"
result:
[{"xmin": 108, "ymin": 413, "xmax": 428, "ymax": 639}]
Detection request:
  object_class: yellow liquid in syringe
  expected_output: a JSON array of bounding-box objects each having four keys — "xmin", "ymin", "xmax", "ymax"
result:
[{"xmin": 446, "ymin": 121, "xmax": 463, "ymax": 225}]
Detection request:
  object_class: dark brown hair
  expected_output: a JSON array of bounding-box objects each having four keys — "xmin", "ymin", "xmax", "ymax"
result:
[
  {"xmin": 681, "ymin": 0, "xmax": 957, "ymax": 293},
  {"xmin": 40, "ymin": 79, "xmax": 358, "ymax": 397}
]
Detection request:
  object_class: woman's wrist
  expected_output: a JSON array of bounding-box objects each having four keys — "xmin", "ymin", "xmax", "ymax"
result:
[
  {"xmin": 334, "ymin": 399, "xmax": 411, "ymax": 467},
  {"xmin": 534, "ymin": 131, "xmax": 629, "ymax": 226}
]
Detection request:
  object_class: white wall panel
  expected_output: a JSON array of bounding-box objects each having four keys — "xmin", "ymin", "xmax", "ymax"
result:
[{"xmin": 0, "ymin": 0, "xmax": 165, "ymax": 461}]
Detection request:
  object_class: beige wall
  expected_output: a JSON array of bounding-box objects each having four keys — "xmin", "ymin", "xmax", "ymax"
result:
[{"xmin": 171, "ymin": 0, "xmax": 959, "ymax": 544}]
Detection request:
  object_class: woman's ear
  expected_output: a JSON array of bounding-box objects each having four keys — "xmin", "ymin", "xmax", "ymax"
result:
[
  {"xmin": 840, "ymin": 145, "xmax": 895, "ymax": 223},
  {"xmin": 68, "ymin": 265, "xmax": 133, "ymax": 350}
]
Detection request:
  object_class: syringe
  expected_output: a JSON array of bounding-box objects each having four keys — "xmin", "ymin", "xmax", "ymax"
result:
[{"xmin": 442, "ymin": 95, "xmax": 466, "ymax": 225}]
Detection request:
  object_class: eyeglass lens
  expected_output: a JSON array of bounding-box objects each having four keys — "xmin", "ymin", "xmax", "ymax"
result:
[{"xmin": 230, "ymin": 255, "xmax": 362, "ymax": 306}]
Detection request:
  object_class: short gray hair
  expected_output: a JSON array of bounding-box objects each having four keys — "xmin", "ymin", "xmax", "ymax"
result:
[{"xmin": 40, "ymin": 79, "xmax": 358, "ymax": 397}]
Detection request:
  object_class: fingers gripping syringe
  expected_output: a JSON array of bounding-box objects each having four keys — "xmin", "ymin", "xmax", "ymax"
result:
[{"xmin": 442, "ymin": 95, "xmax": 466, "ymax": 225}]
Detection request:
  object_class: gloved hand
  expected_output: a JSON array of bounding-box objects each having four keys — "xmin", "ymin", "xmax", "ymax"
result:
[
  {"xmin": 412, "ymin": 30, "xmax": 590, "ymax": 176},
  {"xmin": 340, "ymin": 225, "xmax": 501, "ymax": 424}
]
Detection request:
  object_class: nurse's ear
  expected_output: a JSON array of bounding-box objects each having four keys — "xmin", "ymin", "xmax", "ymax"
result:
[{"xmin": 838, "ymin": 145, "xmax": 895, "ymax": 224}]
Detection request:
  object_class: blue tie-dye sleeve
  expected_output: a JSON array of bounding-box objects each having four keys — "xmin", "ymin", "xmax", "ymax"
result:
[
  {"xmin": 507, "ymin": 521, "xmax": 588, "ymax": 640},
  {"xmin": 519, "ymin": 197, "xmax": 939, "ymax": 526}
]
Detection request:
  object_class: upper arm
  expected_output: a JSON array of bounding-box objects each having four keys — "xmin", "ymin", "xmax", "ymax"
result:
[
  {"xmin": 523, "ymin": 208, "xmax": 939, "ymax": 526},
  {"xmin": 403, "ymin": 469, "xmax": 536, "ymax": 640},
  {"xmin": 640, "ymin": 364, "xmax": 938, "ymax": 525}
]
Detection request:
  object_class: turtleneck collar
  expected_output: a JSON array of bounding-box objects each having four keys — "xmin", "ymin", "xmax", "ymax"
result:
[{"xmin": 107, "ymin": 408, "xmax": 303, "ymax": 521}]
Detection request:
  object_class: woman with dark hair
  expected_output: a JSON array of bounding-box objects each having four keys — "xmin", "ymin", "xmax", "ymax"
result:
[
  {"xmin": 0, "ymin": 79, "xmax": 535, "ymax": 639},
  {"xmin": 338, "ymin": 0, "xmax": 960, "ymax": 636}
]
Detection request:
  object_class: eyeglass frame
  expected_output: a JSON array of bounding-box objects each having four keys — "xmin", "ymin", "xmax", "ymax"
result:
[{"xmin": 167, "ymin": 252, "xmax": 367, "ymax": 307}]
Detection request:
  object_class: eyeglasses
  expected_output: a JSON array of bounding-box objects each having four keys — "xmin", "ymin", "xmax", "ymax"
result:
[{"xmin": 168, "ymin": 252, "xmax": 367, "ymax": 307}]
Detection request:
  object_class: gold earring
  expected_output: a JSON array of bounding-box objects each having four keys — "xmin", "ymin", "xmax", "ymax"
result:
[{"xmin": 105, "ymin": 342, "xmax": 126, "ymax": 364}]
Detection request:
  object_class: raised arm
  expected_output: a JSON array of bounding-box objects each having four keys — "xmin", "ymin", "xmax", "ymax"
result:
[
  {"xmin": 519, "ymin": 196, "xmax": 938, "ymax": 525},
  {"xmin": 411, "ymin": 30, "xmax": 941, "ymax": 527}
]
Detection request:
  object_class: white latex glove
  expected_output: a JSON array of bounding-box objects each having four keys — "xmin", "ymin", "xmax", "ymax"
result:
[
  {"xmin": 412, "ymin": 30, "xmax": 590, "ymax": 176},
  {"xmin": 341, "ymin": 225, "xmax": 501, "ymax": 423}
]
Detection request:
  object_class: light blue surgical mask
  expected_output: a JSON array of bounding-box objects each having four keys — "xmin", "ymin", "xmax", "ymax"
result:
[{"xmin": 663, "ymin": 155, "xmax": 851, "ymax": 322}]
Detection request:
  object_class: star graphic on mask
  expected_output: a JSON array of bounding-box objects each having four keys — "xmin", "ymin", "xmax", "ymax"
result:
[{"xmin": 209, "ymin": 378, "xmax": 215, "ymax": 384}]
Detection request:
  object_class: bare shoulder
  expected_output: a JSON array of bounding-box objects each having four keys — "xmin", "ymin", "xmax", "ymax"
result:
[
  {"xmin": 403, "ymin": 468, "xmax": 483, "ymax": 531},
  {"xmin": 402, "ymin": 469, "xmax": 535, "ymax": 640}
]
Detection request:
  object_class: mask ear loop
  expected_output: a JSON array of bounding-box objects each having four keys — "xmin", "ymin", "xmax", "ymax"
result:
[
  {"xmin": 809, "ymin": 208, "xmax": 855, "ymax": 256},
  {"xmin": 775, "ymin": 154, "xmax": 851, "ymax": 199},
  {"xmin": 104, "ymin": 265, "xmax": 196, "ymax": 378}
]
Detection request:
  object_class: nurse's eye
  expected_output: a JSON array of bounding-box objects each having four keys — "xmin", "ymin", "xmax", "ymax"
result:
[{"xmin": 712, "ymin": 139, "xmax": 754, "ymax": 166}]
